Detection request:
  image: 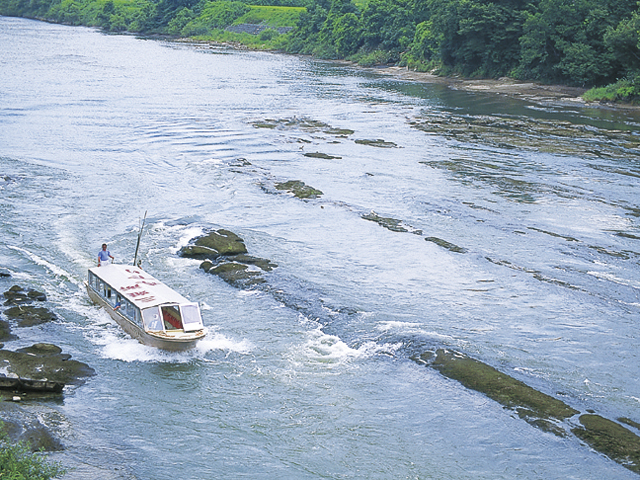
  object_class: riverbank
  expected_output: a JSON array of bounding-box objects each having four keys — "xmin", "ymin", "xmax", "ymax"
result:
[
  {"xmin": 172, "ymin": 37, "xmax": 636, "ymax": 111},
  {"xmin": 378, "ymin": 67, "xmax": 590, "ymax": 107}
]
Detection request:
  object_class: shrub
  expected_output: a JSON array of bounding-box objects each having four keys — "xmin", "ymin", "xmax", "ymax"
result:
[
  {"xmin": 583, "ymin": 74, "xmax": 640, "ymax": 104},
  {"xmin": 0, "ymin": 428, "xmax": 65, "ymax": 480}
]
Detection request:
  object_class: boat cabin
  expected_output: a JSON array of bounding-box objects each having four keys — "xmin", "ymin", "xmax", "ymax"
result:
[{"xmin": 87, "ymin": 265, "xmax": 204, "ymax": 335}]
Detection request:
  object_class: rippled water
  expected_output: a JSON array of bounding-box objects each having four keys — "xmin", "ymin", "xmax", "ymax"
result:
[{"xmin": 1, "ymin": 15, "xmax": 640, "ymax": 479}]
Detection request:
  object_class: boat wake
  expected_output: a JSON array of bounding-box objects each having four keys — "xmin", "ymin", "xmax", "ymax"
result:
[
  {"xmin": 7, "ymin": 245, "xmax": 82, "ymax": 287},
  {"xmin": 90, "ymin": 324, "xmax": 252, "ymax": 363}
]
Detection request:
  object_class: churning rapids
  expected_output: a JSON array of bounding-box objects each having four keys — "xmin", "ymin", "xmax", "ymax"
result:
[{"xmin": 1, "ymin": 15, "xmax": 640, "ymax": 480}]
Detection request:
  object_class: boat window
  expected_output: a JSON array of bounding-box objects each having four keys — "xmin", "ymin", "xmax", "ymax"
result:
[
  {"xmin": 105, "ymin": 286, "xmax": 116, "ymax": 306},
  {"xmin": 122, "ymin": 300, "xmax": 135, "ymax": 322},
  {"xmin": 180, "ymin": 304, "xmax": 203, "ymax": 332},
  {"xmin": 161, "ymin": 305, "xmax": 183, "ymax": 331},
  {"xmin": 142, "ymin": 307, "xmax": 163, "ymax": 332}
]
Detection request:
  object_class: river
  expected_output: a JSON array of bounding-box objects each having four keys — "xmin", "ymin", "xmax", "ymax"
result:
[{"xmin": 1, "ymin": 15, "xmax": 640, "ymax": 479}]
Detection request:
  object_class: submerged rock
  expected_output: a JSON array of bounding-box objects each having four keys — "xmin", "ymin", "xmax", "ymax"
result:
[
  {"xmin": 251, "ymin": 117, "xmax": 352, "ymax": 137},
  {"xmin": 424, "ymin": 236, "xmax": 467, "ymax": 254},
  {"xmin": 572, "ymin": 414, "xmax": 640, "ymax": 473},
  {"xmin": 303, "ymin": 152, "xmax": 342, "ymax": 160},
  {"xmin": 354, "ymin": 138, "xmax": 398, "ymax": 148},
  {"xmin": 414, "ymin": 348, "xmax": 640, "ymax": 472},
  {"xmin": 362, "ymin": 212, "xmax": 408, "ymax": 233},
  {"xmin": 275, "ymin": 180, "xmax": 323, "ymax": 199},
  {"xmin": 227, "ymin": 254, "xmax": 277, "ymax": 272},
  {"xmin": 0, "ymin": 403, "xmax": 64, "ymax": 452},
  {"xmin": 0, "ymin": 268, "xmax": 10, "ymax": 278},
  {"xmin": 0, "ymin": 343, "xmax": 95, "ymax": 393},
  {"xmin": 4, "ymin": 305, "xmax": 57, "ymax": 327},
  {"xmin": 3, "ymin": 285, "xmax": 47, "ymax": 306},
  {"xmin": 425, "ymin": 349, "xmax": 578, "ymax": 420},
  {"xmin": 204, "ymin": 262, "xmax": 266, "ymax": 288},
  {"xmin": 0, "ymin": 319, "xmax": 16, "ymax": 342}
]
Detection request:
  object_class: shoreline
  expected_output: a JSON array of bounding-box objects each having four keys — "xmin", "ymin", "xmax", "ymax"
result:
[{"xmin": 303, "ymin": 57, "xmax": 640, "ymax": 112}]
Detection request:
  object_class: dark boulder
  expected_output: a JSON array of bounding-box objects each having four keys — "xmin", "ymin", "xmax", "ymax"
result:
[
  {"xmin": 203, "ymin": 262, "xmax": 265, "ymax": 288},
  {"xmin": 179, "ymin": 229, "xmax": 247, "ymax": 259},
  {"xmin": 4, "ymin": 305, "xmax": 57, "ymax": 327},
  {"xmin": 0, "ymin": 319, "xmax": 16, "ymax": 342},
  {"xmin": 3, "ymin": 285, "xmax": 47, "ymax": 306},
  {"xmin": 0, "ymin": 403, "xmax": 63, "ymax": 452},
  {"xmin": 0, "ymin": 343, "xmax": 95, "ymax": 393},
  {"xmin": 187, "ymin": 228, "xmax": 277, "ymax": 288},
  {"xmin": 275, "ymin": 180, "xmax": 323, "ymax": 198},
  {"xmin": 227, "ymin": 254, "xmax": 277, "ymax": 272}
]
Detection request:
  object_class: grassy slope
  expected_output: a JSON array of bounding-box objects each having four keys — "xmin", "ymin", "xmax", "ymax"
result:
[{"xmin": 235, "ymin": 5, "xmax": 304, "ymax": 27}]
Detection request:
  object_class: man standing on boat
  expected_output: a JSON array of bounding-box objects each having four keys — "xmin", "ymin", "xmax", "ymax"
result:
[{"xmin": 98, "ymin": 243, "xmax": 114, "ymax": 267}]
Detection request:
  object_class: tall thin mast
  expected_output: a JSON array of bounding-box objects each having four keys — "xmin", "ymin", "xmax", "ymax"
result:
[{"xmin": 133, "ymin": 210, "xmax": 147, "ymax": 267}]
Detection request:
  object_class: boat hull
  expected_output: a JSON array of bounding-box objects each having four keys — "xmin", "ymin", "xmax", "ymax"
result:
[{"xmin": 86, "ymin": 283, "xmax": 204, "ymax": 352}]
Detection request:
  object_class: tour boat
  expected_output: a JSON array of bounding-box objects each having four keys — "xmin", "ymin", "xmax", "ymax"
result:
[{"xmin": 86, "ymin": 264, "xmax": 206, "ymax": 351}]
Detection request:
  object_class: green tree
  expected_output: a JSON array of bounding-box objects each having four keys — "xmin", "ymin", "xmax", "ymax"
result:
[
  {"xmin": 361, "ymin": 0, "xmax": 414, "ymax": 54},
  {"xmin": 516, "ymin": 0, "xmax": 637, "ymax": 85}
]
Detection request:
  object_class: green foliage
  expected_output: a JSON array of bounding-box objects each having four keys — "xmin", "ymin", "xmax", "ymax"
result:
[
  {"xmin": 349, "ymin": 48, "xmax": 396, "ymax": 66},
  {"xmin": 357, "ymin": 0, "xmax": 413, "ymax": 57},
  {"xmin": 168, "ymin": 7, "xmax": 195, "ymax": 35},
  {"xmin": 234, "ymin": 5, "xmax": 305, "ymax": 27},
  {"xmin": 0, "ymin": 428, "xmax": 65, "ymax": 480},
  {"xmin": 605, "ymin": 9, "xmax": 640, "ymax": 73},
  {"xmin": 583, "ymin": 74, "xmax": 640, "ymax": 104},
  {"xmin": 181, "ymin": 1, "xmax": 250, "ymax": 36},
  {"xmin": 258, "ymin": 27, "xmax": 277, "ymax": 39},
  {"xmin": 415, "ymin": 0, "xmax": 531, "ymax": 78},
  {"xmin": 515, "ymin": 0, "xmax": 638, "ymax": 85},
  {"xmin": 191, "ymin": 27, "xmax": 290, "ymax": 49},
  {"xmin": 401, "ymin": 20, "xmax": 440, "ymax": 71}
]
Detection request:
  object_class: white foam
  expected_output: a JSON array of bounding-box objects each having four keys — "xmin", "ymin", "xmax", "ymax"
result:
[
  {"xmin": 86, "ymin": 320, "xmax": 252, "ymax": 363},
  {"xmin": 7, "ymin": 245, "xmax": 81, "ymax": 286},
  {"xmin": 173, "ymin": 226, "xmax": 206, "ymax": 252},
  {"xmin": 587, "ymin": 270, "xmax": 639, "ymax": 288},
  {"xmin": 376, "ymin": 320, "xmax": 456, "ymax": 341},
  {"xmin": 290, "ymin": 328, "xmax": 399, "ymax": 368}
]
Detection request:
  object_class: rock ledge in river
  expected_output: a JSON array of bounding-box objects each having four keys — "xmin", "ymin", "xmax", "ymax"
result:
[
  {"xmin": 3, "ymin": 285, "xmax": 47, "ymax": 306},
  {"xmin": 4, "ymin": 305, "xmax": 57, "ymax": 327},
  {"xmin": 179, "ymin": 229, "xmax": 248, "ymax": 259},
  {"xmin": 0, "ymin": 343, "xmax": 95, "ymax": 393},
  {"xmin": 182, "ymin": 229, "xmax": 277, "ymax": 288}
]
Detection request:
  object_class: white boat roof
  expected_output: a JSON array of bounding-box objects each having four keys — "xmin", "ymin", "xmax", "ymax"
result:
[{"xmin": 88, "ymin": 264, "xmax": 193, "ymax": 310}]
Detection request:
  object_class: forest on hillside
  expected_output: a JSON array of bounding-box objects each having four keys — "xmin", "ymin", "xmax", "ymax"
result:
[{"xmin": 1, "ymin": 0, "xmax": 639, "ymax": 101}]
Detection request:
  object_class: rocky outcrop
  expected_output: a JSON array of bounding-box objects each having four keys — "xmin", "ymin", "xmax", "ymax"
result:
[
  {"xmin": 414, "ymin": 349, "xmax": 640, "ymax": 474},
  {"xmin": 180, "ymin": 229, "xmax": 277, "ymax": 288},
  {"xmin": 0, "ymin": 403, "xmax": 63, "ymax": 452},
  {"xmin": 0, "ymin": 343, "xmax": 95, "ymax": 393},
  {"xmin": 4, "ymin": 306, "xmax": 57, "ymax": 327},
  {"xmin": 3, "ymin": 285, "xmax": 47, "ymax": 306},
  {"xmin": 0, "ymin": 319, "xmax": 16, "ymax": 343},
  {"xmin": 275, "ymin": 180, "xmax": 323, "ymax": 199},
  {"xmin": 2, "ymin": 285, "xmax": 55, "ymax": 327},
  {"xmin": 179, "ymin": 229, "xmax": 248, "ymax": 259}
]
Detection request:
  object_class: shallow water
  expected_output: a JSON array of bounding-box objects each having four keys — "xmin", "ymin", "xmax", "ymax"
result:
[{"xmin": 1, "ymin": 15, "xmax": 640, "ymax": 479}]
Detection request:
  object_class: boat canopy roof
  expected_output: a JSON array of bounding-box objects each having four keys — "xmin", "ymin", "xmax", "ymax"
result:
[{"xmin": 88, "ymin": 264, "xmax": 194, "ymax": 310}]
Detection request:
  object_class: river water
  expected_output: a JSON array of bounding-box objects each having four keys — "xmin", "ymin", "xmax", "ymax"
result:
[{"xmin": 1, "ymin": 15, "xmax": 640, "ymax": 479}]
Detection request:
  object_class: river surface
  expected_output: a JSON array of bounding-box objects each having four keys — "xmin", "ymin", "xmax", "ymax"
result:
[{"xmin": 1, "ymin": 15, "xmax": 640, "ymax": 479}]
